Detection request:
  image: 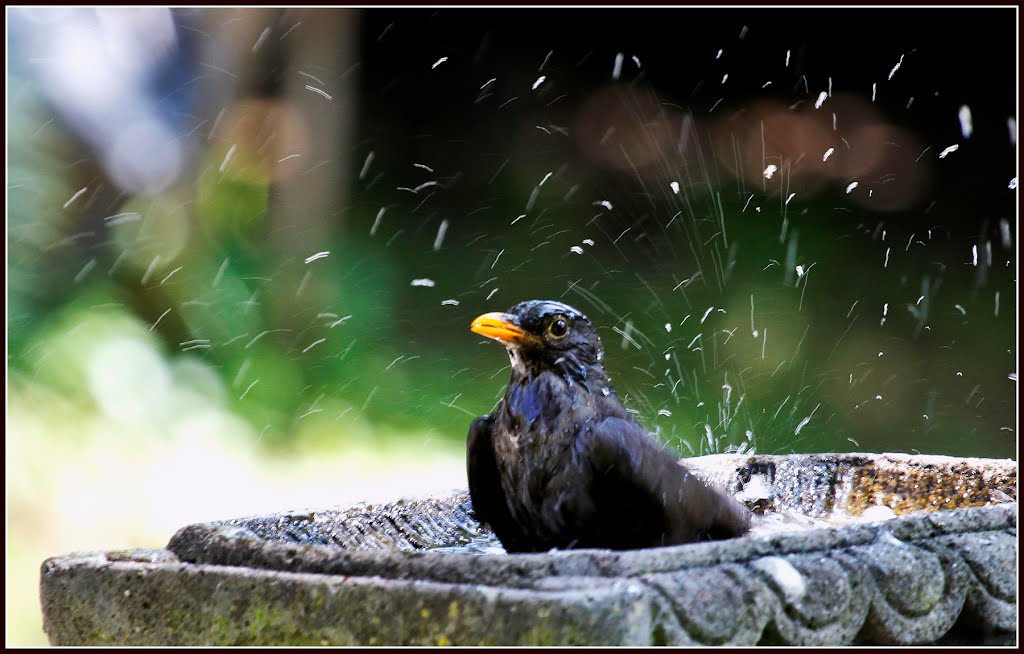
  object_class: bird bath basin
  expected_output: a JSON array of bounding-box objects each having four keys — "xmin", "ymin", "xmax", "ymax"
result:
[{"xmin": 40, "ymin": 452, "xmax": 1016, "ymax": 646}]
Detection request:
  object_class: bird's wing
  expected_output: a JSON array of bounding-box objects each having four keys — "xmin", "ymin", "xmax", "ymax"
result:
[
  {"xmin": 466, "ymin": 415, "xmax": 532, "ymax": 552},
  {"xmin": 575, "ymin": 417, "xmax": 752, "ymax": 545}
]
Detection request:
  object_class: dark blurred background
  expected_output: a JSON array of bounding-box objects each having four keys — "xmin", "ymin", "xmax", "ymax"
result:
[{"xmin": 6, "ymin": 8, "xmax": 1017, "ymax": 644}]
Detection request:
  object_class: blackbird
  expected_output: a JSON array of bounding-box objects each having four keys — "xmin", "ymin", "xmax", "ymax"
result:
[{"xmin": 467, "ymin": 300, "xmax": 752, "ymax": 553}]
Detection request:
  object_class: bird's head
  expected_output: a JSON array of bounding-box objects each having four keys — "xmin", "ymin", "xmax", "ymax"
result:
[{"xmin": 471, "ymin": 300, "xmax": 606, "ymax": 382}]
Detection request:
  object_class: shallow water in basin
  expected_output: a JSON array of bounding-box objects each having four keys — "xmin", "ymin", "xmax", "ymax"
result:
[
  {"xmin": 427, "ymin": 504, "xmax": 916, "ymax": 555},
  {"xmin": 430, "ymin": 532, "xmax": 507, "ymax": 555}
]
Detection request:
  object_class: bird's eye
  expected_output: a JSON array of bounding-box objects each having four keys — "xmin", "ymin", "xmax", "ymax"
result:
[{"xmin": 547, "ymin": 317, "xmax": 569, "ymax": 339}]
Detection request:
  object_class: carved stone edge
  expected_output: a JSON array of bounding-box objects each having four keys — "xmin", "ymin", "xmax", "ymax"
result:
[
  {"xmin": 42, "ymin": 504, "xmax": 1016, "ymax": 645},
  {"xmin": 41, "ymin": 450, "xmax": 1019, "ymax": 646},
  {"xmin": 39, "ymin": 550, "xmax": 654, "ymax": 646},
  {"xmin": 160, "ymin": 503, "xmax": 1020, "ymax": 644}
]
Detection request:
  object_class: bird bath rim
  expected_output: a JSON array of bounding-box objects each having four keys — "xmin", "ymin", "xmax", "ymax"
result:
[{"xmin": 41, "ymin": 451, "xmax": 1017, "ymax": 646}]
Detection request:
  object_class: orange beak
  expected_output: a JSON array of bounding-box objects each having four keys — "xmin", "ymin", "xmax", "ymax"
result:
[{"xmin": 471, "ymin": 312, "xmax": 534, "ymax": 345}]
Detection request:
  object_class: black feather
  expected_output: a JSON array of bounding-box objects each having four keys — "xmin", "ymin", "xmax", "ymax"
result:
[{"xmin": 467, "ymin": 300, "xmax": 752, "ymax": 552}]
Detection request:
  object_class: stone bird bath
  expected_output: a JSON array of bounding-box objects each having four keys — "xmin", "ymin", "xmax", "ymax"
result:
[{"xmin": 40, "ymin": 452, "xmax": 1016, "ymax": 646}]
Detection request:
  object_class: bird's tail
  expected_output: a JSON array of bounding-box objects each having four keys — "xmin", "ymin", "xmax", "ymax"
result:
[{"xmin": 672, "ymin": 464, "xmax": 753, "ymax": 542}]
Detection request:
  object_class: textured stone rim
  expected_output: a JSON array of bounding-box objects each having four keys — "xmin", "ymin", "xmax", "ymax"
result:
[{"xmin": 41, "ymin": 453, "xmax": 1018, "ymax": 646}]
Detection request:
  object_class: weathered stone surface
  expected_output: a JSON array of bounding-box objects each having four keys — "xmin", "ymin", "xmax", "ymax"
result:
[
  {"xmin": 40, "ymin": 453, "xmax": 1017, "ymax": 646},
  {"xmin": 40, "ymin": 550, "xmax": 651, "ymax": 646}
]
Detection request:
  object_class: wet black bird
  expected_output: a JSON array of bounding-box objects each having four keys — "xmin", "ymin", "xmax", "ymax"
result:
[{"xmin": 467, "ymin": 300, "xmax": 752, "ymax": 553}]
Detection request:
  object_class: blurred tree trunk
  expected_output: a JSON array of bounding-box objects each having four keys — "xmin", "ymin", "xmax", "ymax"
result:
[
  {"xmin": 194, "ymin": 8, "xmax": 361, "ymax": 334},
  {"xmin": 270, "ymin": 9, "xmax": 359, "ymax": 329}
]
